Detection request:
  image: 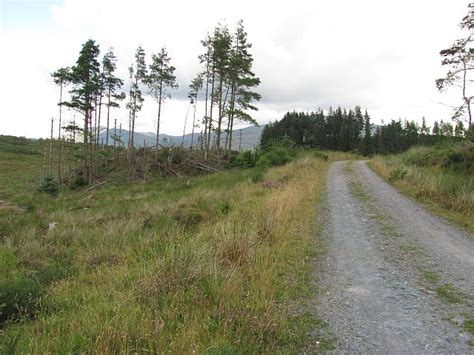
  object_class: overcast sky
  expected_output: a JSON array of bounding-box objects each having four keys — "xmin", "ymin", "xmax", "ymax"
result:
[{"xmin": 0, "ymin": 0, "xmax": 470, "ymax": 138}]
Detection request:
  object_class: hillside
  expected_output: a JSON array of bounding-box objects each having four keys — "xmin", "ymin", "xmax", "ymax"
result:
[{"xmin": 98, "ymin": 124, "xmax": 264, "ymax": 151}]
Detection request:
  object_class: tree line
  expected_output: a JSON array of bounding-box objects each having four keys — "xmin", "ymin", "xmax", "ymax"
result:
[
  {"xmin": 261, "ymin": 109, "xmax": 470, "ymax": 156},
  {"xmin": 49, "ymin": 20, "xmax": 261, "ymax": 186}
]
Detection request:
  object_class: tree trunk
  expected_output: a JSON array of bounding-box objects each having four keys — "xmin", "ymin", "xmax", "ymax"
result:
[
  {"xmin": 106, "ymin": 89, "xmax": 111, "ymax": 146},
  {"xmin": 190, "ymin": 98, "xmax": 198, "ymax": 149},
  {"xmin": 216, "ymin": 76, "xmax": 224, "ymax": 150},
  {"xmin": 206, "ymin": 69, "xmax": 215, "ymax": 155},
  {"xmin": 155, "ymin": 84, "xmax": 163, "ymax": 163},
  {"xmin": 84, "ymin": 104, "xmax": 89, "ymax": 144},
  {"xmin": 58, "ymin": 83, "xmax": 63, "ymax": 183},
  {"xmin": 239, "ymin": 128, "xmax": 242, "ymax": 152},
  {"xmin": 94, "ymin": 95, "xmax": 98, "ymax": 145},
  {"xmin": 203, "ymin": 58, "xmax": 210, "ymax": 153},
  {"xmin": 462, "ymin": 60, "xmax": 472, "ymax": 129},
  {"xmin": 89, "ymin": 106, "xmax": 94, "ymax": 183},
  {"xmin": 224, "ymin": 119, "xmax": 230, "ymax": 151},
  {"xmin": 228, "ymin": 112, "xmax": 235, "ymax": 152},
  {"xmin": 131, "ymin": 78, "xmax": 138, "ymax": 151},
  {"xmin": 467, "ymin": 99, "xmax": 472, "ymax": 129},
  {"xmin": 113, "ymin": 118, "xmax": 117, "ymax": 148},
  {"xmin": 50, "ymin": 117, "xmax": 54, "ymax": 176},
  {"xmin": 128, "ymin": 107, "xmax": 132, "ymax": 150},
  {"xmin": 227, "ymin": 83, "xmax": 236, "ymax": 151},
  {"xmin": 182, "ymin": 102, "xmax": 191, "ymax": 147},
  {"xmin": 97, "ymin": 94, "xmax": 102, "ymax": 145}
]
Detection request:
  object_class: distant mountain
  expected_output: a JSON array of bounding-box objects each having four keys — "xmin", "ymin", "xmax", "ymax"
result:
[{"xmin": 98, "ymin": 124, "xmax": 264, "ymax": 151}]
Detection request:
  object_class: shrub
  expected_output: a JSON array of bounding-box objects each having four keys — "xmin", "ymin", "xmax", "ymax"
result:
[
  {"xmin": 0, "ymin": 276, "xmax": 42, "ymax": 323},
  {"xmin": 260, "ymin": 144, "xmax": 293, "ymax": 166},
  {"xmin": 255, "ymin": 155, "xmax": 271, "ymax": 169},
  {"xmin": 250, "ymin": 168, "xmax": 265, "ymax": 183},
  {"xmin": 35, "ymin": 256, "xmax": 77, "ymax": 285},
  {"xmin": 230, "ymin": 150, "xmax": 259, "ymax": 168},
  {"xmin": 37, "ymin": 176, "xmax": 59, "ymax": 196},
  {"xmin": 314, "ymin": 151, "xmax": 329, "ymax": 161},
  {"xmin": 259, "ymin": 141, "xmax": 295, "ymax": 166},
  {"xmin": 70, "ymin": 175, "xmax": 87, "ymax": 190},
  {"xmin": 442, "ymin": 143, "xmax": 474, "ymax": 173},
  {"xmin": 389, "ymin": 167, "xmax": 408, "ymax": 181}
]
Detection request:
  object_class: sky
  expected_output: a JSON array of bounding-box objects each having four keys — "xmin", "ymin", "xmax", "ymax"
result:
[{"xmin": 0, "ymin": 0, "xmax": 470, "ymax": 138}]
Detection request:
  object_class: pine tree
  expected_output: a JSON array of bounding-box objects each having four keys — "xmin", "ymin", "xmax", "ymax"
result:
[
  {"xmin": 226, "ymin": 20, "xmax": 261, "ymax": 151},
  {"xmin": 211, "ymin": 24, "xmax": 232, "ymax": 150},
  {"xmin": 455, "ymin": 121, "xmax": 465, "ymax": 137},
  {"xmin": 146, "ymin": 47, "xmax": 178, "ymax": 161},
  {"xmin": 102, "ymin": 48, "xmax": 125, "ymax": 146},
  {"xmin": 127, "ymin": 46, "xmax": 147, "ymax": 151},
  {"xmin": 199, "ymin": 35, "xmax": 213, "ymax": 153},
  {"xmin": 441, "ymin": 121, "xmax": 454, "ymax": 137},
  {"xmin": 188, "ymin": 74, "xmax": 204, "ymax": 149},
  {"xmin": 64, "ymin": 39, "xmax": 101, "ymax": 182},
  {"xmin": 436, "ymin": 4, "xmax": 474, "ymax": 129},
  {"xmin": 363, "ymin": 110, "xmax": 372, "ymax": 156},
  {"xmin": 66, "ymin": 40, "xmax": 101, "ymax": 145},
  {"xmin": 420, "ymin": 116, "xmax": 430, "ymax": 135},
  {"xmin": 432, "ymin": 120, "xmax": 441, "ymax": 136},
  {"xmin": 51, "ymin": 67, "xmax": 72, "ymax": 183},
  {"xmin": 201, "ymin": 35, "xmax": 216, "ymax": 154}
]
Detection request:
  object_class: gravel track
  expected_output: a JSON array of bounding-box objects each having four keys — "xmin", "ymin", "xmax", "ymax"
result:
[{"xmin": 315, "ymin": 160, "xmax": 474, "ymax": 354}]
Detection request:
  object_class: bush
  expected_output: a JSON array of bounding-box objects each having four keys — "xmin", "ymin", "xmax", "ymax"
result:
[
  {"xmin": 255, "ymin": 155, "xmax": 271, "ymax": 169},
  {"xmin": 389, "ymin": 167, "xmax": 408, "ymax": 181},
  {"xmin": 442, "ymin": 144, "xmax": 474, "ymax": 173},
  {"xmin": 230, "ymin": 150, "xmax": 259, "ymax": 168},
  {"xmin": 37, "ymin": 176, "xmax": 59, "ymax": 196},
  {"xmin": 260, "ymin": 145, "xmax": 293, "ymax": 166},
  {"xmin": 70, "ymin": 175, "xmax": 87, "ymax": 190},
  {"xmin": 402, "ymin": 142, "xmax": 474, "ymax": 174}
]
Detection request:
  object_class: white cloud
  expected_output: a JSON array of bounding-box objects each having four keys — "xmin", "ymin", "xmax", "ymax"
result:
[{"xmin": 0, "ymin": 0, "xmax": 470, "ymax": 138}]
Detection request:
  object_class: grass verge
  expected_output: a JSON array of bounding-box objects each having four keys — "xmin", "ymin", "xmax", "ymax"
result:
[{"xmin": 368, "ymin": 143, "xmax": 474, "ymax": 234}]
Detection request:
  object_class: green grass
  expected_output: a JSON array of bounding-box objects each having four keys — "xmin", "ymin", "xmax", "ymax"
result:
[
  {"xmin": 369, "ymin": 142, "xmax": 474, "ymax": 233},
  {"xmin": 435, "ymin": 284, "xmax": 463, "ymax": 304},
  {"xmin": 464, "ymin": 319, "xmax": 474, "ymax": 335},
  {"xmin": 398, "ymin": 244, "xmax": 423, "ymax": 254},
  {"xmin": 422, "ymin": 271, "xmax": 440, "ymax": 283},
  {"xmin": 0, "ymin": 136, "xmax": 331, "ymax": 352}
]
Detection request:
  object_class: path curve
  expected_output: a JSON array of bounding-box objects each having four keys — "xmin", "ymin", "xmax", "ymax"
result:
[{"xmin": 315, "ymin": 160, "xmax": 474, "ymax": 354}]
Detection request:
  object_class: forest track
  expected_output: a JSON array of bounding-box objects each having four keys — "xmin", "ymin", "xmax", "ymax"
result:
[{"xmin": 315, "ymin": 160, "xmax": 474, "ymax": 353}]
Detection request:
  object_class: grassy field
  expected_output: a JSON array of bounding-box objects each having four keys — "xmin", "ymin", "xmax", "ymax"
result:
[
  {"xmin": 368, "ymin": 141, "xmax": 474, "ymax": 233},
  {"xmin": 0, "ymin": 137, "xmax": 338, "ymax": 352}
]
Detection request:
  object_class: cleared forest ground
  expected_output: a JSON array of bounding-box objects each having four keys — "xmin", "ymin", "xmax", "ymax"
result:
[{"xmin": 0, "ymin": 141, "xmax": 342, "ymax": 352}]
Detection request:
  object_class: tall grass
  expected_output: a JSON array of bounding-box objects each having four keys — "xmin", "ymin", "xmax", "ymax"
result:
[
  {"xmin": 0, "ymin": 149, "xmax": 328, "ymax": 352},
  {"xmin": 369, "ymin": 142, "xmax": 474, "ymax": 232}
]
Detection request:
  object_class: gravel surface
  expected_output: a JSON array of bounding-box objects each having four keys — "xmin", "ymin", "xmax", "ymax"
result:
[{"xmin": 314, "ymin": 160, "xmax": 474, "ymax": 354}]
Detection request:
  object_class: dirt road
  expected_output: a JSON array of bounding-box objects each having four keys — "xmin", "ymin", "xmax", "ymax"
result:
[{"xmin": 315, "ymin": 160, "xmax": 474, "ymax": 353}]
